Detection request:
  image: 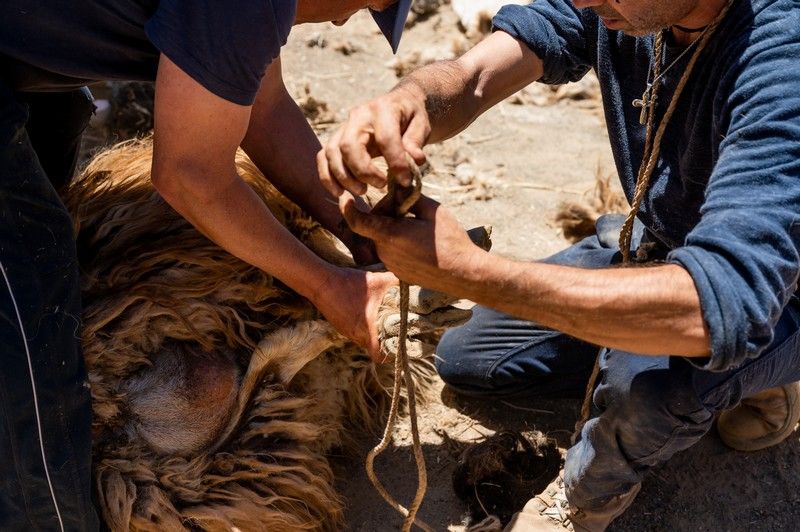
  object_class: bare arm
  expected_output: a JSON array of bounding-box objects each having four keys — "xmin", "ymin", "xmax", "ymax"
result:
[
  {"xmin": 151, "ymin": 55, "xmax": 333, "ymax": 297},
  {"xmin": 241, "ymin": 58, "xmax": 375, "ymax": 263},
  {"xmin": 408, "ymin": 30, "xmax": 544, "ymax": 143},
  {"xmin": 319, "ymin": 31, "xmax": 544, "ymax": 196},
  {"xmin": 467, "ymin": 257, "xmax": 708, "ymax": 356},
  {"xmin": 151, "ymin": 55, "xmax": 394, "ymax": 355},
  {"xmin": 341, "ymin": 194, "xmax": 711, "ymax": 357}
]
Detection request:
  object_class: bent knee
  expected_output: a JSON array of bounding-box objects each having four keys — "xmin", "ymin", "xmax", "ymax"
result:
[
  {"xmin": 598, "ymin": 363, "xmax": 713, "ymax": 430},
  {"xmin": 435, "ymin": 327, "xmax": 483, "ymax": 391}
]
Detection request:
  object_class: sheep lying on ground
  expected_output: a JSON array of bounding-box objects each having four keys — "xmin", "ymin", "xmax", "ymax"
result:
[{"xmin": 64, "ymin": 138, "xmax": 465, "ymax": 531}]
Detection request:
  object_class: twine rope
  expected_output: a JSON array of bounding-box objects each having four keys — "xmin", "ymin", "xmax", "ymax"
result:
[
  {"xmin": 575, "ymin": 2, "xmax": 735, "ymax": 440},
  {"xmin": 364, "ymin": 162, "xmax": 434, "ymax": 532}
]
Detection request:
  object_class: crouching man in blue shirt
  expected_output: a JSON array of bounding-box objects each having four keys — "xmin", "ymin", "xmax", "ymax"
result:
[
  {"xmin": 0, "ymin": 1, "xmax": 413, "ymax": 529},
  {"xmin": 319, "ymin": 0, "xmax": 800, "ymax": 529}
]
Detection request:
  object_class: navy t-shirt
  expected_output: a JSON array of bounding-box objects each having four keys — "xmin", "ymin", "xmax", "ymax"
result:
[
  {"xmin": 0, "ymin": 0, "xmax": 296, "ymax": 105},
  {"xmin": 494, "ymin": 0, "xmax": 800, "ymax": 371}
]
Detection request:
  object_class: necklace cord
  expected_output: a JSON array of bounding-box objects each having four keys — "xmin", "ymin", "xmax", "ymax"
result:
[
  {"xmin": 672, "ymin": 24, "xmax": 710, "ymax": 33},
  {"xmin": 619, "ymin": 0, "xmax": 735, "ymax": 263}
]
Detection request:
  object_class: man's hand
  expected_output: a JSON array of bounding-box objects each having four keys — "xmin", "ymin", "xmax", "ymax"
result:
[
  {"xmin": 318, "ymin": 31, "xmax": 544, "ymax": 198},
  {"xmin": 379, "ymin": 284, "xmax": 473, "ymax": 363},
  {"xmin": 340, "ymin": 190, "xmax": 710, "ymax": 357},
  {"xmin": 339, "ymin": 192, "xmax": 488, "ymax": 296},
  {"xmin": 318, "ymin": 85, "xmax": 431, "ymax": 197},
  {"xmin": 312, "ymin": 268, "xmax": 398, "ymax": 360}
]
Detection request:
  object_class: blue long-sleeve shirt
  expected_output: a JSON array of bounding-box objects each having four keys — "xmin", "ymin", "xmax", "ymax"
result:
[{"xmin": 493, "ymin": 0, "xmax": 800, "ymax": 371}]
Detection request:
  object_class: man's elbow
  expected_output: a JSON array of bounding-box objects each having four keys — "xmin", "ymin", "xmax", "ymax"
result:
[
  {"xmin": 150, "ymin": 162, "xmax": 188, "ymax": 207},
  {"xmin": 150, "ymin": 160, "xmax": 229, "ymax": 207}
]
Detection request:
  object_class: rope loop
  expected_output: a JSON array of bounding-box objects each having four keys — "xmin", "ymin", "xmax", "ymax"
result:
[{"xmin": 365, "ymin": 159, "xmax": 433, "ymax": 532}]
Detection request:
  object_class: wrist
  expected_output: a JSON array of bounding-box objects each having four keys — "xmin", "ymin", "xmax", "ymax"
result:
[
  {"xmin": 431, "ymin": 247, "xmax": 493, "ymax": 302},
  {"xmin": 301, "ymin": 263, "xmax": 336, "ymax": 302},
  {"xmin": 460, "ymin": 248, "xmax": 494, "ymax": 291},
  {"xmin": 393, "ymin": 78, "xmax": 427, "ymax": 104}
]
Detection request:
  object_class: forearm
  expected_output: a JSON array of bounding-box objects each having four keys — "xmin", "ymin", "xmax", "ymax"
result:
[
  {"xmin": 394, "ymin": 60, "xmax": 480, "ymax": 143},
  {"xmin": 395, "ymin": 31, "xmax": 544, "ymax": 144},
  {"xmin": 155, "ymin": 168, "xmax": 337, "ymax": 301},
  {"xmin": 242, "ymin": 87, "xmax": 344, "ymax": 237},
  {"xmin": 457, "ymin": 254, "xmax": 710, "ymax": 357}
]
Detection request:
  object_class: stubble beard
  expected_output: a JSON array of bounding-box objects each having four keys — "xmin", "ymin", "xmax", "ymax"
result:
[{"xmin": 593, "ymin": 1, "xmax": 696, "ymax": 36}]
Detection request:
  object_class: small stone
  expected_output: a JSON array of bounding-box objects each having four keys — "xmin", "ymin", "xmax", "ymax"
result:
[{"xmin": 455, "ymin": 163, "xmax": 476, "ymax": 185}]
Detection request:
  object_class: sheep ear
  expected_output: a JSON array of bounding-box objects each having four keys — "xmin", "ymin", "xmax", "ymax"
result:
[
  {"xmin": 250, "ymin": 320, "xmax": 343, "ymax": 385},
  {"xmin": 207, "ymin": 320, "xmax": 343, "ymax": 453}
]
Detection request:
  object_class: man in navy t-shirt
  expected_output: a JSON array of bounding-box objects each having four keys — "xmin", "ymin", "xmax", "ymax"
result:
[
  {"xmin": 0, "ymin": 1, "xmax": 412, "ymax": 529},
  {"xmin": 320, "ymin": 0, "xmax": 800, "ymax": 529}
]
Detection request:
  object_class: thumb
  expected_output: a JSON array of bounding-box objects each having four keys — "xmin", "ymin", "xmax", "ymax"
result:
[{"xmin": 340, "ymin": 192, "xmax": 391, "ymax": 240}]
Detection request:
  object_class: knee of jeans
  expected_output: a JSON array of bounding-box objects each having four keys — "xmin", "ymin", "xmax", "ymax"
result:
[
  {"xmin": 435, "ymin": 327, "xmax": 470, "ymax": 384},
  {"xmin": 599, "ymin": 367, "xmax": 711, "ymax": 432},
  {"xmin": 434, "ymin": 325, "xmax": 499, "ymax": 394}
]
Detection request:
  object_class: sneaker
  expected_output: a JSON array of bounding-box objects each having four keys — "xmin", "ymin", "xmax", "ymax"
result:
[
  {"xmin": 503, "ymin": 474, "xmax": 572, "ymax": 531},
  {"xmin": 503, "ymin": 475, "xmax": 640, "ymax": 532},
  {"xmin": 717, "ymin": 382, "xmax": 800, "ymax": 452}
]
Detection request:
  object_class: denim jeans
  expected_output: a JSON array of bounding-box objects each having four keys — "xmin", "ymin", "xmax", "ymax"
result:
[
  {"xmin": 436, "ymin": 214, "xmax": 800, "ymax": 510},
  {"xmin": 0, "ymin": 78, "xmax": 99, "ymax": 530}
]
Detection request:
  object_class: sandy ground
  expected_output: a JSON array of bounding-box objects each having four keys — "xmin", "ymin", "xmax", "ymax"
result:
[
  {"xmin": 82, "ymin": 4, "xmax": 800, "ymax": 531},
  {"xmin": 276, "ymin": 6, "xmax": 800, "ymax": 532}
]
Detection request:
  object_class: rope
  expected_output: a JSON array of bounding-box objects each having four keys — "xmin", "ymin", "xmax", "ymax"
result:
[
  {"xmin": 619, "ymin": 1, "xmax": 734, "ymax": 262},
  {"xmin": 364, "ymin": 161, "xmax": 434, "ymax": 532},
  {"xmin": 574, "ymin": 2, "xmax": 735, "ymax": 440}
]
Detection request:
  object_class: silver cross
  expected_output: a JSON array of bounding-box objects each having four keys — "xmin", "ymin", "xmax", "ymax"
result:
[{"xmin": 632, "ymin": 84, "xmax": 653, "ymax": 125}]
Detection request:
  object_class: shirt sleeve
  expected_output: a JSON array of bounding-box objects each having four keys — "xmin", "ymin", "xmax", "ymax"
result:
[
  {"xmin": 492, "ymin": 0, "xmax": 596, "ymax": 85},
  {"xmin": 145, "ymin": 0, "xmax": 295, "ymax": 105},
  {"xmin": 668, "ymin": 29, "xmax": 800, "ymax": 371}
]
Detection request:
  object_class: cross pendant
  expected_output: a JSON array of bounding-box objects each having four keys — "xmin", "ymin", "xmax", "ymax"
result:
[{"xmin": 632, "ymin": 84, "xmax": 652, "ymax": 125}]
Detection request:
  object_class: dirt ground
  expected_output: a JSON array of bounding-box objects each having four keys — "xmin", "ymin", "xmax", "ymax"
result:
[
  {"xmin": 273, "ymin": 6, "xmax": 800, "ymax": 532},
  {"xmin": 83, "ymin": 3, "xmax": 800, "ymax": 531}
]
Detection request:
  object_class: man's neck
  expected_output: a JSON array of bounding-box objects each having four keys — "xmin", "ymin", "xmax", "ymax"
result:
[{"xmin": 670, "ymin": 0, "xmax": 729, "ymax": 46}]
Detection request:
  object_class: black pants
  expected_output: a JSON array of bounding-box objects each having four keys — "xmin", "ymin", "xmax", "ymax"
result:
[{"xmin": 0, "ymin": 79, "xmax": 99, "ymax": 531}]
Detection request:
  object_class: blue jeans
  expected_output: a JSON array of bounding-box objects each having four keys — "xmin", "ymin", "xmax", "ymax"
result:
[
  {"xmin": 436, "ymin": 215, "xmax": 800, "ymax": 509},
  {"xmin": 0, "ymin": 78, "xmax": 99, "ymax": 530}
]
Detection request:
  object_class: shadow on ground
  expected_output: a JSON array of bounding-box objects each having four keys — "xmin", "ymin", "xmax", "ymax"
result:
[{"xmin": 336, "ymin": 383, "xmax": 800, "ymax": 531}]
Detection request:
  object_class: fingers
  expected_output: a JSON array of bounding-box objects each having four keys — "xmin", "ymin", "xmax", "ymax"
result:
[
  {"xmin": 320, "ymin": 127, "xmax": 369, "ymax": 196},
  {"xmin": 339, "ymin": 192, "xmax": 392, "ymax": 240},
  {"xmin": 372, "ymin": 106, "xmax": 413, "ymax": 187},
  {"xmin": 319, "ymin": 94, "xmax": 431, "ymax": 198},
  {"xmin": 402, "ymin": 113, "xmax": 430, "ymax": 166},
  {"xmin": 338, "ymin": 116, "xmax": 390, "ymax": 190},
  {"xmin": 324, "ymin": 103, "xmax": 402, "ymax": 196},
  {"xmin": 317, "ymin": 148, "xmax": 344, "ymax": 197}
]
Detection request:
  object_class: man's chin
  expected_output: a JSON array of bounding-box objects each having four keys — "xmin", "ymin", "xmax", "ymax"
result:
[
  {"xmin": 613, "ymin": 24, "xmax": 661, "ymax": 38},
  {"xmin": 599, "ymin": 17, "xmax": 660, "ymax": 37},
  {"xmin": 621, "ymin": 28, "xmax": 654, "ymax": 37}
]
